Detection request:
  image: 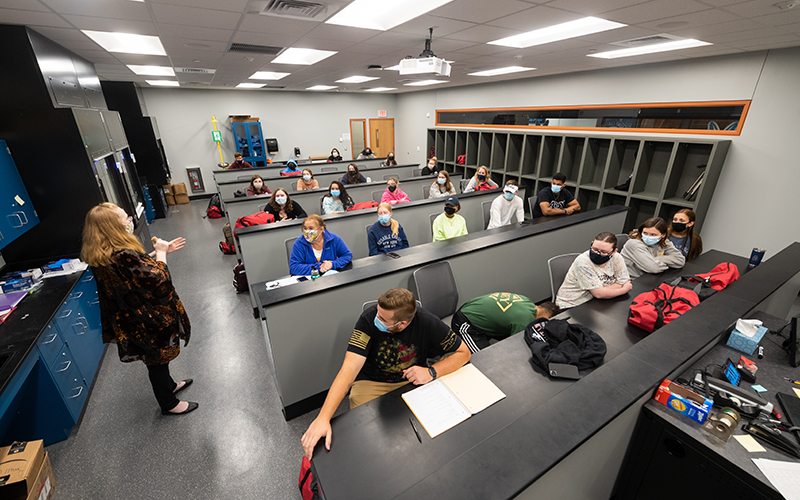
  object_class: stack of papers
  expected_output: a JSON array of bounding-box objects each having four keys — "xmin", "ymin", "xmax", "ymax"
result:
[
  {"xmin": 0, "ymin": 291, "xmax": 27, "ymax": 324},
  {"xmin": 402, "ymin": 363, "xmax": 506, "ymax": 438}
]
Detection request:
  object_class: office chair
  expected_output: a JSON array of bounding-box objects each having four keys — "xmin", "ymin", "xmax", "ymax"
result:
[
  {"xmin": 412, "ymin": 169, "xmax": 423, "ymax": 177},
  {"xmin": 615, "ymin": 233, "xmax": 630, "ymax": 251},
  {"xmin": 365, "ymin": 224, "xmax": 372, "ymax": 237},
  {"xmin": 382, "ymin": 173, "xmax": 399, "ymax": 180},
  {"xmin": 291, "ymin": 181, "xmax": 297, "ymax": 191},
  {"xmin": 284, "ymin": 237, "xmax": 299, "ymax": 268},
  {"xmin": 372, "ymin": 191, "xmax": 383, "ymax": 203},
  {"xmin": 460, "ymin": 178, "xmax": 469, "ymax": 193},
  {"xmin": 423, "ymin": 185, "xmax": 430, "ymax": 199},
  {"xmin": 413, "ymin": 261, "xmax": 459, "ymax": 324},
  {"xmin": 321, "ymin": 166, "xmax": 337, "ymax": 172},
  {"xmin": 548, "ymin": 253, "xmax": 580, "ymax": 302},
  {"xmin": 237, "ymin": 175, "xmax": 251, "ymax": 181},
  {"xmin": 358, "ymin": 164, "xmax": 367, "ymax": 170},
  {"xmin": 257, "ymin": 203, "xmax": 267, "ymax": 212},
  {"xmin": 320, "ymin": 196, "xmax": 326, "ymax": 213},
  {"xmin": 429, "ymin": 213, "xmax": 439, "ymax": 239},
  {"xmin": 481, "ymin": 200, "xmax": 492, "ymax": 230},
  {"xmin": 528, "ymin": 195, "xmax": 539, "ymax": 218}
]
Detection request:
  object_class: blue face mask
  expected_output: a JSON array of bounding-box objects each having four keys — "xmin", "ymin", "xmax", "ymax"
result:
[
  {"xmin": 437, "ymin": 177, "xmax": 446, "ymax": 185},
  {"xmin": 477, "ymin": 174, "xmax": 486, "ymax": 181},
  {"xmin": 503, "ymin": 192, "xmax": 514, "ymax": 201},
  {"xmin": 303, "ymin": 174, "xmax": 311, "ymax": 181},
  {"xmin": 374, "ymin": 313, "xmax": 398, "ymax": 333},
  {"xmin": 551, "ymin": 184, "xmax": 562, "ymax": 193},
  {"xmin": 378, "ymin": 214, "xmax": 391, "ymax": 224},
  {"xmin": 330, "ymin": 189, "xmax": 341, "ymax": 198},
  {"xmin": 642, "ymin": 235, "xmax": 661, "ymax": 246}
]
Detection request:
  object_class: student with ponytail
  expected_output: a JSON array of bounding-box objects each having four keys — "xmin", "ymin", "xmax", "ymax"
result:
[
  {"xmin": 367, "ymin": 203, "xmax": 409, "ymax": 256},
  {"xmin": 668, "ymin": 209, "xmax": 703, "ymax": 261}
]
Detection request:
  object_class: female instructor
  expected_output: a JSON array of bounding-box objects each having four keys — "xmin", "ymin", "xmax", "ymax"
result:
[{"xmin": 80, "ymin": 203, "xmax": 197, "ymax": 415}]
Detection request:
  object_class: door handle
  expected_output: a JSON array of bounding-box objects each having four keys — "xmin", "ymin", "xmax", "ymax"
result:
[
  {"xmin": 68, "ymin": 386, "xmax": 84, "ymax": 399},
  {"xmin": 376, "ymin": 130, "xmax": 379, "ymax": 148},
  {"xmin": 14, "ymin": 211, "xmax": 28, "ymax": 224},
  {"xmin": 7, "ymin": 213, "xmax": 23, "ymax": 228},
  {"xmin": 56, "ymin": 360, "xmax": 71, "ymax": 372}
]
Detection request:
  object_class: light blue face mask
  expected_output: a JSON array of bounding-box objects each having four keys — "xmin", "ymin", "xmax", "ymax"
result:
[
  {"xmin": 378, "ymin": 214, "xmax": 391, "ymax": 224},
  {"xmin": 330, "ymin": 189, "xmax": 341, "ymax": 198},
  {"xmin": 551, "ymin": 184, "xmax": 562, "ymax": 193},
  {"xmin": 642, "ymin": 235, "xmax": 661, "ymax": 246},
  {"xmin": 275, "ymin": 196, "xmax": 287, "ymax": 205},
  {"xmin": 437, "ymin": 177, "xmax": 446, "ymax": 185},
  {"xmin": 303, "ymin": 174, "xmax": 311, "ymax": 181},
  {"xmin": 503, "ymin": 192, "xmax": 514, "ymax": 201},
  {"xmin": 374, "ymin": 313, "xmax": 398, "ymax": 333}
]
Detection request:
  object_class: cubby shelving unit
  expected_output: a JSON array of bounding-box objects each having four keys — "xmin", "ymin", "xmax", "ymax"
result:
[{"xmin": 429, "ymin": 127, "xmax": 730, "ymax": 232}]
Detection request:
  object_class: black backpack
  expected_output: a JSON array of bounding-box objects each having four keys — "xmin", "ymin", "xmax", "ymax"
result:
[
  {"xmin": 233, "ymin": 263, "xmax": 247, "ymax": 293},
  {"xmin": 524, "ymin": 318, "xmax": 607, "ymax": 371},
  {"xmin": 233, "ymin": 189, "xmax": 247, "ymax": 198},
  {"xmin": 206, "ymin": 194, "xmax": 222, "ymax": 217}
]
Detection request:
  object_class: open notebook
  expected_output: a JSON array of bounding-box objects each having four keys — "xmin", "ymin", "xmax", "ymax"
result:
[{"xmin": 402, "ymin": 363, "xmax": 506, "ymax": 438}]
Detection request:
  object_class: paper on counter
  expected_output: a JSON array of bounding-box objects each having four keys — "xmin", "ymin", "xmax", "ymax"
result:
[
  {"xmin": 753, "ymin": 458, "xmax": 800, "ymax": 500},
  {"xmin": 402, "ymin": 380, "xmax": 471, "ymax": 438},
  {"xmin": 793, "ymin": 388, "xmax": 800, "ymax": 399},
  {"xmin": 439, "ymin": 363, "xmax": 506, "ymax": 414},
  {"xmin": 734, "ymin": 434, "xmax": 766, "ymax": 453}
]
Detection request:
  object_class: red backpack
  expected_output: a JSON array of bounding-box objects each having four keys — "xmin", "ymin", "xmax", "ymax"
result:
[
  {"xmin": 476, "ymin": 182, "xmax": 498, "ymax": 192},
  {"xmin": 628, "ymin": 283, "xmax": 700, "ymax": 333},
  {"xmin": 207, "ymin": 206, "xmax": 223, "ymax": 219},
  {"xmin": 691, "ymin": 262, "xmax": 740, "ymax": 290},
  {"xmin": 234, "ymin": 212, "xmax": 275, "ymax": 236},
  {"xmin": 347, "ymin": 201, "xmax": 379, "ymax": 211},
  {"xmin": 281, "ymin": 170, "xmax": 303, "ymax": 176},
  {"xmin": 299, "ymin": 457, "xmax": 322, "ymax": 500}
]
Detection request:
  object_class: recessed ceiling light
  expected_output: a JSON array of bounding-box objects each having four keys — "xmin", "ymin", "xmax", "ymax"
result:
[
  {"xmin": 364, "ymin": 87, "xmax": 397, "ymax": 92},
  {"xmin": 336, "ymin": 75, "xmax": 379, "ymax": 83},
  {"xmin": 383, "ymin": 65, "xmax": 401, "ymax": 71},
  {"xmin": 127, "ymin": 65, "xmax": 174, "ymax": 76},
  {"xmin": 82, "ymin": 30, "xmax": 166, "ymax": 56},
  {"xmin": 468, "ymin": 66, "xmax": 536, "ymax": 77},
  {"xmin": 249, "ymin": 71, "xmax": 291, "ymax": 80},
  {"xmin": 326, "ymin": 0, "xmax": 454, "ymax": 31},
  {"xmin": 272, "ymin": 48, "xmax": 337, "ymax": 65},
  {"xmin": 236, "ymin": 82, "xmax": 267, "ymax": 88},
  {"xmin": 307, "ymin": 85, "xmax": 338, "ymax": 90},
  {"xmin": 404, "ymin": 80, "xmax": 447, "ymax": 86},
  {"xmin": 488, "ymin": 17, "xmax": 626, "ymax": 49},
  {"xmin": 146, "ymin": 80, "xmax": 179, "ymax": 87},
  {"xmin": 588, "ymin": 39, "xmax": 712, "ymax": 59}
]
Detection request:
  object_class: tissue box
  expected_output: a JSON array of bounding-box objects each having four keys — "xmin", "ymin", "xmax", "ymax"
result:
[
  {"xmin": 726, "ymin": 325, "xmax": 768, "ymax": 355},
  {"xmin": 654, "ymin": 380, "xmax": 713, "ymax": 424}
]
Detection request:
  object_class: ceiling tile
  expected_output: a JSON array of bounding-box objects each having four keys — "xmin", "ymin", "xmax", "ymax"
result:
[
  {"xmin": 305, "ymin": 24, "xmax": 378, "ymax": 44},
  {"xmin": 158, "ymin": 23, "xmax": 233, "ymax": 42},
  {"xmin": 106, "ymin": 53, "xmax": 172, "ymax": 65},
  {"xmin": 544, "ymin": 0, "xmax": 652, "ymax": 16},
  {"xmin": 444, "ymin": 24, "xmax": 522, "ymax": 43},
  {"xmin": 728, "ymin": 39, "xmax": 800, "ymax": 50},
  {"xmin": 285, "ymin": 36, "xmax": 353, "ymax": 52},
  {"xmin": 232, "ymin": 31, "xmax": 300, "ymax": 47},
  {"xmin": 1, "ymin": 0, "xmax": 52, "ymax": 11},
  {"xmin": 604, "ymin": 0, "xmax": 713, "ymax": 25},
  {"xmin": 392, "ymin": 15, "xmax": 476, "ymax": 37},
  {"xmin": 707, "ymin": 25, "xmax": 795, "ymax": 42},
  {"xmin": 428, "ymin": 0, "xmax": 531, "ymax": 23},
  {"xmin": 638, "ymin": 8, "xmax": 740, "ymax": 31},
  {"xmin": 160, "ymin": 38, "xmax": 229, "ymax": 53},
  {"xmin": 39, "ymin": 0, "xmax": 150, "ymax": 20},
  {"xmin": 446, "ymin": 42, "xmax": 518, "ymax": 56},
  {"xmin": 150, "ymin": 3, "xmax": 241, "ymax": 29},
  {"xmin": 0, "ymin": 8, "xmax": 71, "ymax": 28},
  {"xmin": 722, "ymin": 33, "xmax": 800, "ymax": 47},
  {"xmin": 149, "ymin": 0, "xmax": 250, "ymax": 12},
  {"xmin": 365, "ymin": 31, "xmax": 428, "ymax": 47},
  {"xmin": 694, "ymin": 0, "xmax": 752, "ymax": 6},
  {"xmin": 62, "ymin": 15, "xmax": 158, "ymax": 35},
  {"xmin": 237, "ymin": 13, "xmax": 317, "ymax": 35},
  {"xmin": 578, "ymin": 26, "xmax": 660, "ymax": 44},
  {"xmin": 668, "ymin": 18, "xmax": 766, "ymax": 37},
  {"xmin": 719, "ymin": 0, "xmax": 789, "ymax": 18},
  {"xmin": 486, "ymin": 5, "xmax": 587, "ymax": 30},
  {"xmin": 749, "ymin": 9, "xmax": 800, "ymax": 26}
]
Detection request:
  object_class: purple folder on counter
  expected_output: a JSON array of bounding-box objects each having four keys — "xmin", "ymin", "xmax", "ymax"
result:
[{"xmin": 0, "ymin": 291, "xmax": 27, "ymax": 321}]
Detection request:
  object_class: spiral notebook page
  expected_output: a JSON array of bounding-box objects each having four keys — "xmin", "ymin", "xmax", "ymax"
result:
[
  {"xmin": 752, "ymin": 459, "xmax": 800, "ymax": 500},
  {"xmin": 402, "ymin": 380, "xmax": 471, "ymax": 438}
]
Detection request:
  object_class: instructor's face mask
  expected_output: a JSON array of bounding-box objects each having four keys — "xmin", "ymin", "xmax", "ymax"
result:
[
  {"xmin": 303, "ymin": 229, "xmax": 319, "ymax": 243},
  {"xmin": 303, "ymin": 174, "xmax": 311, "ymax": 181},
  {"xmin": 642, "ymin": 235, "xmax": 661, "ymax": 246},
  {"xmin": 124, "ymin": 219, "xmax": 134, "ymax": 234},
  {"xmin": 374, "ymin": 314, "xmax": 399, "ymax": 333},
  {"xmin": 378, "ymin": 214, "xmax": 391, "ymax": 224},
  {"xmin": 672, "ymin": 222, "xmax": 687, "ymax": 233},
  {"xmin": 551, "ymin": 184, "xmax": 562, "ymax": 193},
  {"xmin": 589, "ymin": 250, "xmax": 612, "ymax": 265},
  {"xmin": 275, "ymin": 196, "xmax": 287, "ymax": 205},
  {"xmin": 503, "ymin": 192, "xmax": 514, "ymax": 201}
]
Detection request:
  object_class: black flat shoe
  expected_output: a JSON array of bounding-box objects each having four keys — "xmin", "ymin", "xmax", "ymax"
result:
[
  {"xmin": 173, "ymin": 379, "xmax": 193, "ymax": 394},
  {"xmin": 162, "ymin": 402, "xmax": 199, "ymax": 416}
]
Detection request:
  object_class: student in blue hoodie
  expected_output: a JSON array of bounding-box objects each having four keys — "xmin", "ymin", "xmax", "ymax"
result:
[
  {"xmin": 289, "ymin": 214, "xmax": 353, "ymax": 276},
  {"xmin": 281, "ymin": 158, "xmax": 303, "ymax": 176},
  {"xmin": 367, "ymin": 203, "xmax": 409, "ymax": 256}
]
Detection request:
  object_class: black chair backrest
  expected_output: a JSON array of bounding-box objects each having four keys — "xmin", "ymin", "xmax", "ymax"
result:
[
  {"xmin": 460, "ymin": 178, "xmax": 469, "ymax": 193},
  {"xmin": 383, "ymin": 173, "xmax": 399, "ymax": 180},
  {"xmin": 321, "ymin": 166, "xmax": 337, "ymax": 172},
  {"xmin": 423, "ymin": 185, "xmax": 430, "ymax": 199},
  {"xmin": 413, "ymin": 261, "xmax": 459, "ymax": 320},
  {"xmin": 528, "ymin": 195, "xmax": 539, "ymax": 218},
  {"xmin": 481, "ymin": 200, "xmax": 492, "ymax": 230},
  {"xmin": 548, "ymin": 253, "xmax": 580, "ymax": 302},
  {"xmin": 285, "ymin": 237, "xmax": 299, "ymax": 266},
  {"xmin": 372, "ymin": 191, "xmax": 383, "ymax": 203},
  {"xmin": 291, "ymin": 181, "xmax": 297, "ymax": 191},
  {"xmin": 412, "ymin": 169, "xmax": 423, "ymax": 177}
]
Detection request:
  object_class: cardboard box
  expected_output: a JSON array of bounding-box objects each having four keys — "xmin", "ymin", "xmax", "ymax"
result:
[
  {"xmin": 25, "ymin": 453, "xmax": 54, "ymax": 500},
  {"xmin": 726, "ymin": 325, "xmax": 768, "ymax": 355},
  {"xmin": 230, "ymin": 115, "xmax": 259, "ymax": 123},
  {"xmin": 0, "ymin": 440, "xmax": 45, "ymax": 500},
  {"xmin": 164, "ymin": 194, "xmax": 176, "ymax": 206},
  {"xmin": 174, "ymin": 193, "xmax": 190, "ymax": 205},
  {"xmin": 654, "ymin": 379, "xmax": 712, "ymax": 424},
  {"xmin": 171, "ymin": 182, "xmax": 187, "ymax": 195}
]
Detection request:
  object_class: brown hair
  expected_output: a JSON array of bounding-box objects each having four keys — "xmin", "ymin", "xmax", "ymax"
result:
[
  {"xmin": 302, "ymin": 214, "xmax": 326, "ymax": 230},
  {"xmin": 505, "ymin": 179, "xmax": 518, "ymax": 187},
  {"xmin": 268, "ymin": 188, "xmax": 294, "ymax": 214},
  {"xmin": 249, "ymin": 174, "xmax": 266, "ymax": 193},
  {"xmin": 629, "ymin": 217, "xmax": 669, "ymax": 248},
  {"xmin": 434, "ymin": 170, "xmax": 453, "ymax": 193},
  {"xmin": 302, "ymin": 168, "xmax": 313, "ymax": 178},
  {"xmin": 593, "ymin": 231, "xmax": 618, "ymax": 250},
  {"xmin": 378, "ymin": 288, "xmax": 417, "ymax": 323},
  {"xmin": 80, "ymin": 203, "xmax": 145, "ymax": 267},
  {"xmin": 377, "ymin": 202, "xmax": 400, "ymax": 237},
  {"xmin": 536, "ymin": 301, "xmax": 561, "ymax": 319},
  {"xmin": 346, "ymin": 163, "xmax": 362, "ymax": 183},
  {"xmin": 234, "ymin": 152, "xmax": 243, "ymax": 158},
  {"xmin": 668, "ymin": 209, "xmax": 703, "ymax": 260}
]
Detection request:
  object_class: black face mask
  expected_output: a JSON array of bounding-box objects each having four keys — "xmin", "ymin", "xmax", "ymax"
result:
[
  {"xmin": 444, "ymin": 206, "xmax": 456, "ymax": 215},
  {"xmin": 589, "ymin": 250, "xmax": 612, "ymax": 265},
  {"xmin": 388, "ymin": 185, "xmax": 397, "ymax": 193},
  {"xmin": 672, "ymin": 222, "xmax": 687, "ymax": 233}
]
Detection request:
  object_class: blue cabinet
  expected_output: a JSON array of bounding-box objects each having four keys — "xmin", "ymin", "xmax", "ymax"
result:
[
  {"xmin": 231, "ymin": 121, "xmax": 267, "ymax": 166},
  {"xmin": 0, "ymin": 140, "xmax": 39, "ymax": 250}
]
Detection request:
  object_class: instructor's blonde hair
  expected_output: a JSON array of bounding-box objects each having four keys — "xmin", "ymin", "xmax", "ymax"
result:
[{"xmin": 81, "ymin": 203, "xmax": 144, "ymax": 266}]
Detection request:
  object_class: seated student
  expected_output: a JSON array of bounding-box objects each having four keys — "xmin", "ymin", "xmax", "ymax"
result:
[
  {"xmin": 280, "ymin": 159, "xmax": 303, "ymax": 176},
  {"xmin": 381, "ymin": 177, "xmax": 410, "ymax": 205},
  {"xmin": 534, "ymin": 172, "xmax": 581, "ymax": 218},
  {"xmin": 487, "ymin": 180, "xmax": 524, "ymax": 229},
  {"xmin": 289, "ymin": 215, "xmax": 352, "ymax": 276},
  {"xmin": 368, "ymin": 203, "xmax": 409, "ymax": 256},
  {"xmin": 301, "ymin": 288, "xmax": 471, "ymax": 459},
  {"xmin": 327, "ymin": 148, "xmax": 343, "ymax": 163},
  {"xmin": 668, "ymin": 209, "xmax": 703, "ymax": 261},
  {"xmin": 452, "ymin": 294, "xmax": 560, "ymax": 353},
  {"xmin": 296, "ymin": 169, "xmax": 319, "ymax": 191},
  {"xmin": 263, "ymin": 188, "xmax": 307, "ymax": 222},
  {"xmin": 380, "ymin": 152, "xmax": 398, "ymax": 167},
  {"xmin": 621, "ymin": 217, "xmax": 685, "ymax": 279},
  {"xmin": 228, "ymin": 152, "xmax": 252, "ymax": 169},
  {"xmin": 322, "ymin": 181, "xmax": 354, "ymax": 214},
  {"xmin": 246, "ymin": 174, "xmax": 272, "ymax": 197},
  {"xmin": 356, "ymin": 147, "xmax": 376, "ymax": 160},
  {"xmin": 429, "ymin": 170, "xmax": 457, "ymax": 198},
  {"xmin": 463, "ymin": 165, "xmax": 499, "ymax": 192},
  {"xmin": 421, "ymin": 157, "xmax": 441, "ymax": 176},
  {"xmin": 432, "ymin": 195, "xmax": 468, "ymax": 242},
  {"xmin": 556, "ymin": 232, "xmax": 632, "ymax": 309},
  {"xmin": 341, "ymin": 163, "xmax": 367, "ymax": 185}
]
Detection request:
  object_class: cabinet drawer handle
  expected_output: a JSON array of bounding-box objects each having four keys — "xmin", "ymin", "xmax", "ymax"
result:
[
  {"xmin": 7, "ymin": 213, "xmax": 23, "ymax": 228},
  {"xmin": 68, "ymin": 386, "xmax": 84, "ymax": 399},
  {"xmin": 69, "ymin": 291, "xmax": 84, "ymax": 300},
  {"xmin": 14, "ymin": 211, "xmax": 28, "ymax": 224},
  {"xmin": 0, "ymin": 230, "xmax": 3, "ymax": 240},
  {"xmin": 43, "ymin": 333, "xmax": 58, "ymax": 344},
  {"xmin": 74, "ymin": 319, "xmax": 88, "ymax": 334},
  {"xmin": 58, "ymin": 309, "xmax": 73, "ymax": 319},
  {"xmin": 82, "ymin": 275, "xmax": 94, "ymax": 282},
  {"xmin": 56, "ymin": 360, "xmax": 71, "ymax": 372}
]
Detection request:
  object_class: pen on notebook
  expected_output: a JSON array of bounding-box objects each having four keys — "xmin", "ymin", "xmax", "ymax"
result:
[{"xmin": 409, "ymin": 418, "xmax": 422, "ymax": 443}]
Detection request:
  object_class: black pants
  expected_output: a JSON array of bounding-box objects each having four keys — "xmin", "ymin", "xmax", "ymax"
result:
[
  {"xmin": 147, "ymin": 363, "xmax": 179, "ymax": 412},
  {"xmin": 451, "ymin": 309, "xmax": 493, "ymax": 354}
]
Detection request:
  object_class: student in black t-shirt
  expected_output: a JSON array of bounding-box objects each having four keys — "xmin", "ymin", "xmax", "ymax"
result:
[
  {"xmin": 533, "ymin": 172, "xmax": 581, "ymax": 218},
  {"xmin": 301, "ymin": 288, "xmax": 471, "ymax": 459}
]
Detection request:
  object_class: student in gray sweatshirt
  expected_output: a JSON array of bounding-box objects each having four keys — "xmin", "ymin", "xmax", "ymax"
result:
[{"xmin": 621, "ymin": 217, "xmax": 686, "ymax": 279}]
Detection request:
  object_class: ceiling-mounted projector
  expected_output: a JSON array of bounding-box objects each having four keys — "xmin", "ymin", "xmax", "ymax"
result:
[{"xmin": 398, "ymin": 27, "xmax": 452, "ymax": 77}]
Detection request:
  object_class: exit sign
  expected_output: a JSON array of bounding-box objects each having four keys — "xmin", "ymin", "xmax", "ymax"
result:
[
  {"xmin": 211, "ymin": 130, "xmax": 222, "ymax": 142},
  {"xmin": 378, "ymin": 110, "xmax": 387, "ymax": 117}
]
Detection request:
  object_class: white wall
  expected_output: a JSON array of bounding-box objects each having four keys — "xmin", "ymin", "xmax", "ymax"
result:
[
  {"xmin": 140, "ymin": 88, "xmax": 395, "ymax": 191},
  {"xmin": 396, "ymin": 47, "xmax": 800, "ymax": 258}
]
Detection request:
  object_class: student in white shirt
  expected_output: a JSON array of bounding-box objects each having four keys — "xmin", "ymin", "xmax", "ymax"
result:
[{"xmin": 487, "ymin": 180, "xmax": 524, "ymax": 229}]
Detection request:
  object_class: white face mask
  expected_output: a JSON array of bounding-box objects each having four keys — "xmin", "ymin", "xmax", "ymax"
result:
[{"xmin": 253, "ymin": 181, "xmax": 263, "ymax": 189}]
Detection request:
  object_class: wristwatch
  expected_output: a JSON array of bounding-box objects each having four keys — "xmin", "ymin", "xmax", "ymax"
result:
[{"xmin": 428, "ymin": 365, "xmax": 438, "ymax": 380}]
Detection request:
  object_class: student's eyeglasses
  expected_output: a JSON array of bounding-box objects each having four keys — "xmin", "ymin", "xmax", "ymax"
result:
[{"xmin": 589, "ymin": 246, "xmax": 614, "ymax": 257}]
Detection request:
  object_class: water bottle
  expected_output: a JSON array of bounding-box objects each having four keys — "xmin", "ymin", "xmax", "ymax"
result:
[
  {"xmin": 311, "ymin": 268, "xmax": 320, "ymax": 280},
  {"xmin": 747, "ymin": 248, "xmax": 765, "ymax": 270}
]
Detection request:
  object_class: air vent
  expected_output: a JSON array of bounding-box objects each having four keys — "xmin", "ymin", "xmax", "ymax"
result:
[
  {"xmin": 249, "ymin": 0, "xmax": 343, "ymax": 21},
  {"xmin": 610, "ymin": 34, "xmax": 684, "ymax": 48},
  {"xmin": 175, "ymin": 67, "xmax": 216, "ymax": 74},
  {"xmin": 228, "ymin": 43, "xmax": 283, "ymax": 55}
]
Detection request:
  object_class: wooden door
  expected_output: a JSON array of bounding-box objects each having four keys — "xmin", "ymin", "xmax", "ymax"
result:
[{"xmin": 369, "ymin": 118, "xmax": 395, "ymax": 157}]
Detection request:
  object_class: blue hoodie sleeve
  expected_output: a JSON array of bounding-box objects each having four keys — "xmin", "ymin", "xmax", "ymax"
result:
[
  {"xmin": 367, "ymin": 225, "xmax": 379, "ymax": 256},
  {"xmin": 288, "ymin": 238, "xmax": 317, "ymax": 276},
  {"xmin": 398, "ymin": 225, "xmax": 409, "ymax": 249},
  {"xmin": 326, "ymin": 232, "xmax": 353, "ymax": 269}
]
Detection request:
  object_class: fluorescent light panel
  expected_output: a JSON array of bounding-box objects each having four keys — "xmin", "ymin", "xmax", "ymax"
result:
[
  {"xmin": 326, "ymin": 0, "xmax": 454, "ymax": 31},
  {"xmin": 588, "ymin": 39, "xmax": 712, "ymax": 59},
  {"xmin": 272, "ymin": 48, "xmax": 337, "ymax": 65},
  {"xmin": 364, "ymin": 87, "xmax": 397, "ymax": 92},
  {"xmin": 82, "ymin": 30, "xmax": 166, "ymax": 55},
  {"xmin": 307, "ymin": 85, "xmax": 338, "ymax": 90},
  {"xmin": 146, "ymin": 80, "xmax": 178, "ymax": 87},
  {"xmin": 404, "ymin": 80, "xmax": 447, "ymax": 86},
  {"xmin": 489, "ymin": 17, "xmax": 626, "ymax": 48},
  {"xmin": 469, "ymin": 66, "xmax": 536, "ymax": 77},
  {"xmin": 128, "ymin": 65, "xmax": 174, "ymax": 76},
  {"xmin": 249, "ymin": 71, "xmax": 291, "ymax": 80},
  {"xmin": 336, "ymin": 75, "xmax": 379, "ymax": 83},
  {"xmin": 237, "ymin": 83, "xmax": 266, "ymax": 88}
]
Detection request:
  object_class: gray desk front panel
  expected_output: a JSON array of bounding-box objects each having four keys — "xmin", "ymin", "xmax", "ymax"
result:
[
  {"xmin": 262, "ymin": 209, "xmax": 625, "ymax": 409},
  {"xmin": 216, "ymin": 163, "xmax": 422, "ymax": 198},
  {"xmin": 213, "ymin": 158, "xmax": 386, "ymax": 183}
]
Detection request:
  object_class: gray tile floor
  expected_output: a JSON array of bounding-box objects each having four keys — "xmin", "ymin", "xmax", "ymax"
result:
[{"xmin": 46, "ymin": 200, "xmax": 331, "ymax": 500}]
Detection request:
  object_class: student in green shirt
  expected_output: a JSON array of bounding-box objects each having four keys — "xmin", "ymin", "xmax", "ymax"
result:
[
  {"xmin": 432, "ymin": 195, "xmax": 468, "ymax": 242},
  {"xmin": 451, "ymin": 293, "xmax": 560, "ymax": 353}
]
